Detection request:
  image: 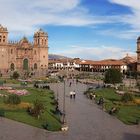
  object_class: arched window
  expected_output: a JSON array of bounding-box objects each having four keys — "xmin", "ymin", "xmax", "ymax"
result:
[
  {"xmin": 34, "ymin": 50, "xmax": 36, "ymax": 55},
  {"xmin": 10, "ymin": 63, "xmax": 15, "ymax": 71},
  {"xmin": 34, "ymin": 63, "xmax": 37, "ymax": 69},
  {"xmin": 11, "ymin": 49, "xmax": 13, "ymax": 54},
  {"xmin": 42, "ymin": 39, "xmax": 43, "ymax": 45},
  {"xmin": 23, "ymin": 59, "xmax": 29, "ymax": 70}
]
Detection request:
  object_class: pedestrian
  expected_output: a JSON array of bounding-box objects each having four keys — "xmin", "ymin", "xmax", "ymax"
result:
[
  {"xmin": 73, "ymin": 90, "xmax": 76, "ymax": 99},
  {"xmin": 69, "ymin": 82, "xmax": 72, "ymax": 87},
  {"xmin": 76, "ymin": 79, "xmax": 78, "ymax": 84},
  {"xmin": 70, "ymin": 91, "xmax": 73, "ymax": 99}
]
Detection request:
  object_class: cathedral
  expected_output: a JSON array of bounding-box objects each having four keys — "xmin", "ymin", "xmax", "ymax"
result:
[{"xmin": 0, "ymin": 24, "xmax": 48, "ymax": 77}]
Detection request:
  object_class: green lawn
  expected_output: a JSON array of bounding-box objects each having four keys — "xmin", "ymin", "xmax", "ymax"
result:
[
  {"xmin": 91, "ymin": 88, "xmax": 140, "ymax": 125},
  {"xmin": 0, "ymin": 88, "xmax": 61, "ymax": 131}
]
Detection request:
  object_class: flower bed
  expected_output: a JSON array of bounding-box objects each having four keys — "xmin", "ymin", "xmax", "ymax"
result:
[
  {"xmin": 7, "ymin": 89, "xmax": 29, "ymax": 96},
  {"xmin": 0, "ymin": 86, "xmax": 12, "ymax": 90}
]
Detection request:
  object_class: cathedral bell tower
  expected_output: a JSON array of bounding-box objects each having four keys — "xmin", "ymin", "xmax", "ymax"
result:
[
  {"xmin": 33, "ymin": 29, "xmax": 48, "ymax": 47},
  {"xmin": 137, "ymin": 37, "xmax": 140, "ymax": 72},
  {"xmin": 33, "ymin": 28, "xmax": 49, "ymax": 76},
  {"xmin": 0, "ymin": 24, "xmax": 8, "ymax": 45}
]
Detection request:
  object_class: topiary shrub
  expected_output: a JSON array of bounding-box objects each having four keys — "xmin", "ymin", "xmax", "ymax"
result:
[
  {"xmin": 12, "ymin": 71, "xmax": 20, "ymax": 79},
  {"xmin": 121, "ymin": 93, "xmax": 133, "ymax": 103},
  {"xmin": 0, "ymin": 109, "xmax": 5, "ymax": 117},
  {"xmin": 4, "ymin": 94, "xmax": 21, "ymax": 105}
]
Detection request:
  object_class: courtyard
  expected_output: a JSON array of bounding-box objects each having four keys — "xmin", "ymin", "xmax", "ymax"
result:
[{"xmin": 0, "ymin": 80, "xmax": 140, "ymax": 140}]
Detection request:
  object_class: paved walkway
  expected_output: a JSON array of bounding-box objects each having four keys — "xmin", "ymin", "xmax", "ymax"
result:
[{"xmin": 0, "ymin": 81, "xmax": 140, "ymax": 140}]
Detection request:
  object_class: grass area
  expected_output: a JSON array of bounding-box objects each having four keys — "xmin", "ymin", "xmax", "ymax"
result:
[
  {"xmin": 0, "ymin": 78, "xmax": 20, "ymax": 84},
  {"xmin": 0, "ymin": 88, "xmax": 61, "ymax": 131},
  {"xmin": 86, "ymin": 88, "xmax": 140, "ymax": 125}
]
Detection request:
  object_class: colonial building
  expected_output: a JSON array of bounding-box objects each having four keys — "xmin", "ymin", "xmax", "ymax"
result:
[
  {"xmin": 137, "ymin": 37, "xmax": 140, "ymax": 72},
  {"xmin": 79, "ymin": 59, "xmax": 127, "ymax": 73},
  {"xmin": 0, "ymin": 24, "xmax": 48, "ymax": 77},
  {"xmin": 48, "ymin": 58, "xmax": 128, "ymax": 73}
]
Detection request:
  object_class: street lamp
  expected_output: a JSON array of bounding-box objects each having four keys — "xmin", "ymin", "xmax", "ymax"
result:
[
  {"xmin": 62, "ymin": 78, "xmax": 66, "ymax": 124},
  {"xmin": 61, "ymin": 76, "xmax": 68, "ymax": 131}
]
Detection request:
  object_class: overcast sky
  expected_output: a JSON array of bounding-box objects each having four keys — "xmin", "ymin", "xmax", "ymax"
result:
[{"xmin": 0, "ymin": 0, "xmax": 139, "ymax": 60}]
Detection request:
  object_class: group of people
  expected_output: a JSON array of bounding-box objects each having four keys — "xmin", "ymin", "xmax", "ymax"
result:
[{"xmin": 69, "ymin": 91, "xmax": 76, "ymax": 99}]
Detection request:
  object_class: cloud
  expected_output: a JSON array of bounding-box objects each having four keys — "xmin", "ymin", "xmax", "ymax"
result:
[
  {"xmin": 109, "ymin": 0, "xmax": 140, "ymax": 10},
  {"xmin": 56, "ymin": 45, "xmax": 136, "ymax": 60},
  {"xmin": 0, "ymin": 0, "xmax": 108, "ymax": 37},
  {"xmin": 109, "ymin": 0, "xmax": 140, "ymax": 31},
  {"xmin": 99, "ymin": 29, "xmax": 140, "ymax": 40},
  {"xmin": 0, "ymin": 0, "xmax": 140, "ymax": 41},
  {"xmin": 0, "ymin": 0, "xmax": 127, "ymax": 38}
]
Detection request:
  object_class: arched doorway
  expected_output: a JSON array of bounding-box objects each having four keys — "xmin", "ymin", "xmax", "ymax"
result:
[
  {"xmin": 34, "ymin": 63, "xmax": 37, "ymax": 70},
  {"xmin": 23, "ymin": 59, "xmax": 29, "ymax": 70},
  {"xmin": 10, "ymin": 63, "xmax": 15, "ymax": 71}
]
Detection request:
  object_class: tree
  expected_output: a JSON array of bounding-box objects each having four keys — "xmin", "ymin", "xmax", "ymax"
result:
[
  {"xmin": 27, "ymin": 99, "xmax": 45, "ymax": 119},
  {"xmin": 104, "ymin": 69, "xmax": 122, "ymax": 84},
  {"xmin": 12, "ymin": 71, "xmax": 20, "ymax": 79}
]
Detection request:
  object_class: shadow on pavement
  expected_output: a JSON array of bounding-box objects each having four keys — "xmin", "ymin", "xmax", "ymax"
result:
[{"xmin": 123, "ymin": 133, "xmax": 140, "ymax": 140}]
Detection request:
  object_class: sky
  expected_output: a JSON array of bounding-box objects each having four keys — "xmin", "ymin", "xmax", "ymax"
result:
[{"xmin": 0, "ymin": 0, "xmax": 140, "ymax": 60}]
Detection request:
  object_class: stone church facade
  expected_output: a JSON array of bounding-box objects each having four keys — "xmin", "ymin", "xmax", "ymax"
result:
[{"xmin": 0, "ymin": 24, "xmax": 48, "ymax": 77}]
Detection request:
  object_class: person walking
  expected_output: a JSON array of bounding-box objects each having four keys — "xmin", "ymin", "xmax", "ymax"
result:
[
  {"xmin": 69, "ymin": 82, "xmax": 72, "ymax": 87},
  {"xmin": 70, "ymin": 91, "xmax": 73, "ymax": 99},
  {"xmin": 73, "ymin": 90, "xmax": 76, "ymax": 99}
]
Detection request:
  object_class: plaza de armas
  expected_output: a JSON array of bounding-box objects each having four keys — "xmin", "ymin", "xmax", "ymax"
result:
[{"xmin": 0, "ymin": 24, "xmax": 140, "ymax": 132}]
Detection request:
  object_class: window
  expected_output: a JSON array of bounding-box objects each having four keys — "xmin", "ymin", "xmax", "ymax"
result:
[
  {"xmin": 3, "ymin": 36, "xmax": 5, "ymax": 38},
  {"xmin": 11, "ymin": 49, "xmax": 13, "ymax": 54},
  {"xmin": 3, "ymin": 39, "xmax": 5, "ymax": 42},
  {"xmin": 10, "ymin": 63, "xmax": 15, "ymax": 71},
  {"xmin": 34, "ymin": 50, "xmax": 36, "ymax": 55},
  {"xmin": 43, "ymin": 55, "xmax": 45, "ymax": 58},
  {"xmin": 34, "ymin": 63, "xmax": 37, "ymax": 69},
  {"xmin": 25, "ymin": 49, "xmax": 27, "ymax": 54}
]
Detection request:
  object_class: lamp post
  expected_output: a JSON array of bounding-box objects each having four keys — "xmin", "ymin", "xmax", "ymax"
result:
[
  {"xmin": 61, "ymin": 76, "xmax": 68, "ymax": 131},
  {"xmin": 62, "ymin": 78, "xmax": 66, "ymax": 124}
]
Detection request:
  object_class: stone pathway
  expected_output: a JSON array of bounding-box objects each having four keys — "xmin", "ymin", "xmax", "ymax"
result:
[{"xmin": 0, "ymin": 81, "xmax": 140, "ymax": 140}]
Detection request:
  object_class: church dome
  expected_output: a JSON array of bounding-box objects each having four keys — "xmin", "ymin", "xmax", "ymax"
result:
[{"xmin": 20, "ymin": 36, "xmax": 29, "ymax": 44}]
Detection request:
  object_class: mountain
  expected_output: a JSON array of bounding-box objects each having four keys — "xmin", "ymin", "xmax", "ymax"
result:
[{"xmin": 49, "ymin": 54, "xmax": 71, "ymax": 60}]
